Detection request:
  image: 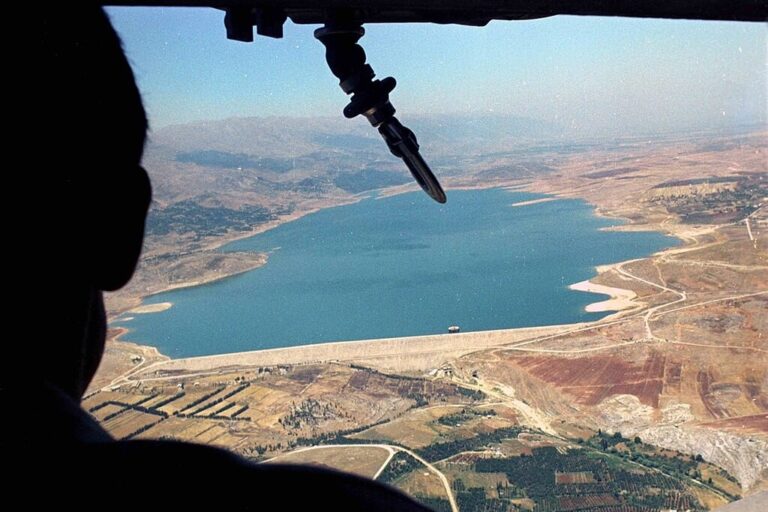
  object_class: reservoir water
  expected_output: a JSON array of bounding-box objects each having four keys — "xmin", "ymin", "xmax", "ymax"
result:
[{"xmin": 117, "ymin": 189, "xmax": 677, "ymax": 357}]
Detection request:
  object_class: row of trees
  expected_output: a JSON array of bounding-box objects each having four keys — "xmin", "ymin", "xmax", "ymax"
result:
[
  {"xmin": 416, "ymin": 426, "xmax": 525, "ymax": 462},
  {"xmin": 472, "ymin": 444, "xmax": 708, "ymax": 511},
  {"xmin": 123, "ymin": 417, "xmax": 166, "ymax": 440},
  {"xmin": 377, "ymin": 452, "xmax": 421, "ymax": 484},
  {"xmin": 437, "ymin": 408, "xmax": 496, "ymax": 427},
  {"xmin": 456, "ymin": 488, "xmax": 508, "ymax": 512},
  {"xmin": 185, "ymin": 384, "xmax": 250, "ymax": 416},
  {"xmin": 177, "ymin": 387, "xmax": 226, "ymax": 414}
]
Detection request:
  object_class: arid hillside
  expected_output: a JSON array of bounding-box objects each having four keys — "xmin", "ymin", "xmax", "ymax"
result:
[{"xmin": 88, "ymin": 127, "xmax": 766, "ymax": 511}]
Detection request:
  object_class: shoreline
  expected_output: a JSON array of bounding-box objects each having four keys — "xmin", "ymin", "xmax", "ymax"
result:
[
  {"xmin": 568, "ymin": 280, "xmax": 639, "ymax": 313},
  {"xmin": 129, "ymin": 302, "xmax": 174, "ymax": 314},
  {"xmin": 198, "ymin": 197, "xmax": 362, "ymax": 253},
  {"xmin": 109, "ymin": 182, "xmax": 687, "ymax": 368},
  {"xmin": 109, "ymin": 196, "xmax": 369, "ymax": 321},
  {"xmin": 510, "ymin": 197, "xmax": 559, "ymax": 207},
  {"xmin": 110, "ymin": 326, "xmax": 169, "ymax": 362},
  {"xmin": 123, "ymin": 322, "xmax": 583, "ymax": 376},
  {"xmin": 140, "ymin": 257, "xmax": 266, "ymax": 297}
]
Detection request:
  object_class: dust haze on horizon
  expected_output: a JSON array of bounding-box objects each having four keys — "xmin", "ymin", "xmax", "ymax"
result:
[{"xmin": 108, "ymin": 7, "xmax": 766, "ymax": 138}]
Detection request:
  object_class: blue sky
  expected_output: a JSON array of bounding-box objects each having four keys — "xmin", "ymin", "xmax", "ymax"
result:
[{"xmin": 108, "ymin": 7, "xmax": 766, "ymax": 136}]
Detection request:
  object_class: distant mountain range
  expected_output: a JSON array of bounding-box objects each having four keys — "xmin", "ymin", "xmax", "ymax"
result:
[
  {"xmin": 141, "ymin": 113, "xmax": 562, "ymax": 240},
  {"xmin": 150, "ymin": 113, "xmax": 561, "ymax": 157}
]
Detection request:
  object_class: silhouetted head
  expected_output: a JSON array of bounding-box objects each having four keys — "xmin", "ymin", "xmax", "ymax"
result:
[{"xmin": 15, "ymin": 6, "xmax": 151, "ymax": 399}]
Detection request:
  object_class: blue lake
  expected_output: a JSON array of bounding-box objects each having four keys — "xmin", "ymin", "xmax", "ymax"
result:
[{"xmin": 117, "ymin": 189, "xmax": 677, "ymax": 357}]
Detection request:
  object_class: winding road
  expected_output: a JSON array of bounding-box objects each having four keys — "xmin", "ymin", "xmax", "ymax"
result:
[{"xmin": 266, "ymin": 443, "xmax": 459, "ymax": 512}]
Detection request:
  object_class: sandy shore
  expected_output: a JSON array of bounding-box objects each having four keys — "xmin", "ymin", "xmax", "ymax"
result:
[
  {"xmin": 142, "ymin": 323, "xmax": 580, "ymax": 375},
  {"xmin": 129, "ymin": 302, "xmax": 173, "ymax": 314},
  {"xmin": 510, "ymin": 197, "xmax": 558, "ymax": 207},
  {"xmin": 569, "ymin": 280, "xmax": 638, "ymax": 312}
]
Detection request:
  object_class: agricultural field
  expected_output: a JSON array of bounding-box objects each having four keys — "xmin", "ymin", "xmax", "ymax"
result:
[
  {"xmin": 352, "ymin": 406, "xmax": 513, "ymax": 449},
  {"xmin": 341, "ymin": 423, "xmax": 736, "ymax": 512},
  {"xmin": 86, "ymin": 363, "xmax": 484, "ymax": 455},
  {"xmin": 514, "ymin": 351, "xmax": 666, "ymax": 408},
  {"xmin": 87, "ymin": 130, "xmax": 767, "ymax": 509},
  {"xmin": 437, "ymin": 436, "xmax": 732, "ymax": 512},
  {"xmin": 266, "ymin": 445, "xmax": 392, "ymax": 479}
]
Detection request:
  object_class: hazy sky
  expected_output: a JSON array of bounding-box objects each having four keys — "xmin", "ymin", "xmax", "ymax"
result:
[{"xmin": 108, "ymin": 8, "xmax": 766, "ymax": 137}]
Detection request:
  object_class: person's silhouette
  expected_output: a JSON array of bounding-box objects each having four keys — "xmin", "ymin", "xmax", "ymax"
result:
[{"xmin": 3, "ymin": 5, "xmax": 430, "ymax": 509}]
